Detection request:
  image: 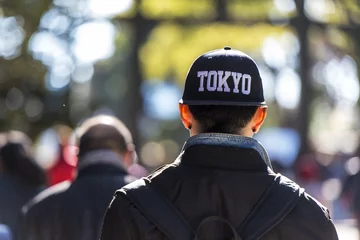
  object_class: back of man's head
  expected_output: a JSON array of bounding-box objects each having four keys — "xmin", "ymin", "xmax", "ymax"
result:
[
  {"xmin": 179, "ymin": 47, "xmax": 267, "ymax": 136},
  {"xmin": 188, "ymin": 105, "xmax": 258, "ymax": 134},
  {"xmin": 76, "ymin": 115, "xmax": 133, "ymax": 158}
]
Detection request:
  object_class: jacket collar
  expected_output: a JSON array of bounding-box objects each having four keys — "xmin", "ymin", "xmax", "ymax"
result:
[
  {"xmin": 76, "ymin": 164, "xmax": 127, "ymax": 180},
  {"xmin": 76, "ymin": 149, "xmax": 127, "ymax": 178},
  {"xmin": 177, "ymin": 133, "xmax": 272, "ymax": 172},
  {"xmin": 77, "ymin": 149, "xmax": 125, "ymax": 170}
]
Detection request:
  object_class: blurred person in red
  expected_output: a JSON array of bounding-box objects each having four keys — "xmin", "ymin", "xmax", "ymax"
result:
[
  {"xmin": 20, "ymin": 115, "xmax": 138, "ymax": 240},
  {"xmin": 46, "ymin": 125, "xmax": 77, "ymax": 186},
  {"xmin": 0, "ymin": 131, "xmax": 46, "ymax": 239}
]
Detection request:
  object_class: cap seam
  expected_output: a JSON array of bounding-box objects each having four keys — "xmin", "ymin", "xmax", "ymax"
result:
[{"xmin": 179, "ymin": 99, "xmax": 267, "ymax": 106}]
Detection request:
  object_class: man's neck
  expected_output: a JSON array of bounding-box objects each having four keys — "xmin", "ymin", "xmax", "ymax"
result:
[{"xmin": 190, "ymin": 130, "xmax": 253, "ymax": 138}]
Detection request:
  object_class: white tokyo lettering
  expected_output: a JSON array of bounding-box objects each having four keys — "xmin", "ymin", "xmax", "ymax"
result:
[
  {"xmin": 206, "ymin": 70, "xmax": 218, "ymax": 92},
  {"xmin": 231, "ymin": 72, "xmax": 242, "ymax": 93},
  {"xmin": 217, "ymin": 71, "xmax": 231, "ymax": 92},
  {"xmin": 196, "ymin": 70, "xmax": 252, "ymax": 95},
  {"xmin": 241, "ymin": 74, "xmax": 252, "ymax": 95},
  {"xmin": 197, "ymin": 71, "xmax": 208, "ymax": 92}
]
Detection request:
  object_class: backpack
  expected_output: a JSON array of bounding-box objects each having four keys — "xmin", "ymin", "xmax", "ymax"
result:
[{"xmin": 119, "ymin": 174, "xmax": 304, "ymax": 240}]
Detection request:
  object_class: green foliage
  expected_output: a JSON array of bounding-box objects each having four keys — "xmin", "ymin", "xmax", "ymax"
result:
[
  {"xmin": 324, "ymin": 0, "xmax": 349, "ymax": 24},
  {"xmin": 140, "ymin": 22, "xmax": 289, "ymax": 83},
  {"xmin": 1, "ymin": 0, "xmax": 360, "ymax": 149},
  {"xmin": 228, "ymin": 0, "xmax": 278, "ymax": 20},
  {"xmin": 0, "ymin": 0, "xmax": 52, "ymax": 137},
  {"xmin": 1, "ymin": 0, "xmax": 51, "ymax": 84},
  {"xmin": 140, "ymin": 0, "xmax": 216, "ymax": 19},
  {"xmin": 0, "ymin": 57, "xmax": 46, "ymax": 87},
  {"xmin": 343, "ymin": 0, "xmax": 360, "ymax": 24}
]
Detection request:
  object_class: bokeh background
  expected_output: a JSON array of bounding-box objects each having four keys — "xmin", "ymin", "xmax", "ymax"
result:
[{"xmin": 1, "ymin": 0, "xmax": 360, "ymax": 238}]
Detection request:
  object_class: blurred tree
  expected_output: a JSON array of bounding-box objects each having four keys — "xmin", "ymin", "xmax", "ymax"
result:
[
  {"xmin": 114, "ymin": 0, "xmax": 360, "ymax": 167},
  {"xmin": 1, "ymin": 0, "xmax": 360, "ymax": 169},
  {"xmin": 0, "ymin": 0, "xmax": 51, "ymax": 137}
]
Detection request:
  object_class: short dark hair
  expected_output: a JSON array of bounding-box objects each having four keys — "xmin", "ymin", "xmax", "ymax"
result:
[
  {"xmin": 188, "ymin": 105, "xmax": 258, "ymax": 134},
  {"xmin": 76, "ymin": 115, "xmax": 133, "ymax": 157},
  {"xmin": 1, "ymin": 143, "xmax": 46, "ymax": 186}
]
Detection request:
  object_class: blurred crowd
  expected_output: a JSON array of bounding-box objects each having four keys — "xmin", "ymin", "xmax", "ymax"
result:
[
  {"xmin": 1, "ymin": 113, "xmax": 360, "ymax": 239},
  {"xmin": 0, "ymin": 115, "xmax": 148, "ymax": 240}
]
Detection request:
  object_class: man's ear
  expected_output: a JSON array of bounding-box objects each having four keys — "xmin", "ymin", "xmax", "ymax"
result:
[
  {"xmin": 179, "ymin": 104, "xmax": 193, "ymax": 130},
  {"xmin": 251, "ymin": 106, "xmax": 268, "ymax": 133},
  {"xmin": 123, "ymin": 143, "xmax": 136, "ymax": 167}
]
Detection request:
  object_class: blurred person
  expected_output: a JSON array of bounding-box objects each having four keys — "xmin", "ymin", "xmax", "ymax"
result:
[
  {"xmin": 341, "ymin": 145, "xmax": 360, "ymax": 238},
  {"xmin": 47, "ymin": 125, "xmax": 77, "ymax": 186},
  {"xmin": 101, "ymin": 47, "xmax": 338, "ymax": 240},
  {"xmin": 296, "ymin": 152, "xmax": 324, "ymax": 203},
  {"xmin": 0, "ymin": 131, "xmax": 46, "ymax": 239},
  {"xmin": 20, "ymin": 115, "xmax": 137, "ymax": 240}
]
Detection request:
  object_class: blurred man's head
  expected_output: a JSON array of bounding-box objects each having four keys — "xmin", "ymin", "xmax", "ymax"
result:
[
  {"xmin": 0, "ymin": 131, "xmax": 46, "ymax": 185},
  {"xmin": 179, "ymin": 47, "xmax": 267, "ymax": 137},
  {"xmin": 76, "ymin": 115, "xmax": 134, "ymax": 167},
  {"xmin": 0, "ymin": 131, "xmax": 32, "ymax": 174}
]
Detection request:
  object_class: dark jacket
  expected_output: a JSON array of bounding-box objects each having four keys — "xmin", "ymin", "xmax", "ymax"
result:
[
  {"xmin": 101, "ymin": 133, "xmax": 338, "ymax": 240},
  {"xmin": 20, "ymin": 150, "xmax": 136, "ymax": 240},
  {"xmin": 0, "ymin": 174, "xmax": 43, "ymax": 239}
]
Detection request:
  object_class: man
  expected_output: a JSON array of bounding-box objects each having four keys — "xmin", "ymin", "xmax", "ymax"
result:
[
  {"xmin": 100, "ymin": 47, "xmax": 338, "ymax": 239},
  {"xmin": 20, "ymin": 115, "xmax": 137, "ymax": 240},
  {"xmin": 0, "ymin": 132, "xmax": 46, "ymax": 240}
]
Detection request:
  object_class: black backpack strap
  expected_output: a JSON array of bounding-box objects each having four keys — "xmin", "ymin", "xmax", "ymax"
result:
[
  {"xmin": 120, "ymin": 174, "xmax": 303, "ymax": 240},
  {"xmin": 119, "ymin": 178, "xmax": 194, "ymax": 240},
  {"xmin": 238, "ymin": 174, "xmax": 304, "ymax": 240}
]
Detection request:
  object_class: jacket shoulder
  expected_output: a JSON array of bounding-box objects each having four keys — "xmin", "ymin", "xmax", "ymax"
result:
[
  {"xmin": 280, "ymin": 181, "xmax": 337, "ymax": 238},
  {"xmin": 298, "ymin": 192, "xmax": 332, "ymax": 220},
  {"xmin": 269, "ymin": 175, "xmax": 338, "ymax": 239},
  {"xmin": 111, "ymin": 164, "xmax": 179, "ymax": 224},
  {"xmin": 22, "ymin": 180, "xmax": 71, "ymax": 215},
  {"xmin": 115, "ymin": 163, "xmax": 177, "ymax": 195},
  {"xmin": 278, "ymin": 175, "xmax": 331, "ymax": 221}
]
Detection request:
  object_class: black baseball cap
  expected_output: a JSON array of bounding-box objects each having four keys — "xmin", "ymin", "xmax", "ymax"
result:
[{"xmin": 179, "ymin": 47, "xmax": 266, "ymax": 106}]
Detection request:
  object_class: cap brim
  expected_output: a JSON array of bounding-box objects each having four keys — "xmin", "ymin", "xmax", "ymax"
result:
[{"xmin": 179, "ymin": 99, "xmax": 267, "ymax": 106}]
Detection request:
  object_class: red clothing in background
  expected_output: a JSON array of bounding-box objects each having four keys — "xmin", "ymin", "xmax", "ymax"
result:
[{"xmin": 47, "ymin": 145, "xmax": 77, "ymax": 186}]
